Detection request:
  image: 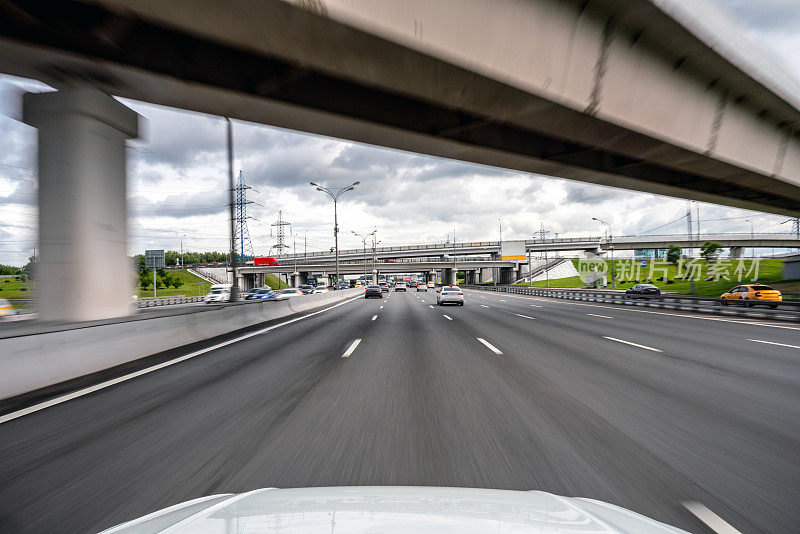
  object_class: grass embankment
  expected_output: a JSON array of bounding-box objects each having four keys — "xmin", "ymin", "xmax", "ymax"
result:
[
  {"xmin": 138, "ymin": 269, "xmax": 211, "ymax": 298},
  {"xmin": 0, "ymin": 278, "xmax": 35, "ymax": 300},
  {"xmin": 513, "ymin": 258, "xmax": 796, "ymax": 297},
  {"xmin": 263, "ymin": 273, "xmax": 290, "ymax": 290}
]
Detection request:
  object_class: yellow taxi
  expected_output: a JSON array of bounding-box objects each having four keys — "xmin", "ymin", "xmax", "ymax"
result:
[{"xmin": 720, "ymin": 284, "xmax": 782, "ymax": 308}]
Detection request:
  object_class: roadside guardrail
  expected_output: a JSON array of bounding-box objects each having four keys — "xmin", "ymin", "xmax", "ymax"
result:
[
  {"xmin": 137, "ymin": 296, "xmax": 205, "ymax": 308},
  {"xmin": 463, "ymin": 285, "xmax": 800, "ymax": 322}
]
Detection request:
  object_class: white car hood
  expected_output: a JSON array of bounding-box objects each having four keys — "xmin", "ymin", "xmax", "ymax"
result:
[{"xmin": 100, "ymin": 486, "xmax": 687, "ymax": 533}]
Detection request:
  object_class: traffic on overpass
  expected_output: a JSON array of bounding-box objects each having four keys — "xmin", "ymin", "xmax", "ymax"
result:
[{"xmin": 1, "ymin": 1, "xmax": 800, "ymax": 533}]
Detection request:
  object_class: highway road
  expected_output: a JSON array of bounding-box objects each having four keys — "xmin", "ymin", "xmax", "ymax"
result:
[{"xmin": 1, "ymin": 289, "xmax": 799, "ymax": 533}]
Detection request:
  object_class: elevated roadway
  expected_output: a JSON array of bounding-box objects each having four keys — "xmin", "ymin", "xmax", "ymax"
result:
[
  {"xmin": 1, "ymin": 0, "xmax": 799, "ymax": 214},
  {"xmin": 274, "ymin": 233, "xmax": 800, "ymax": 263},
  {"xmin": 1, "ymin": 290, "xmax": 797, "ymax": 533}
]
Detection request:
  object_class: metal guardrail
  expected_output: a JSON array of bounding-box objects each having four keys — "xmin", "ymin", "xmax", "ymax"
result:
[
  {"xmin": 463, "ymin": 285, "xmax": 800, "ymax": 322},
  {"xmin": 137, "ymin": 296, "xmax": 205, "ymax": 308}
]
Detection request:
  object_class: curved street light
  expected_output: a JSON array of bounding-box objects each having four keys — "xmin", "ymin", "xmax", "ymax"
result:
[
  {"xmin": 592, "ymin": 217, "xmax": 616, "ymax": 289},
  {"xmin": 311, "ymin": 181, "xmax": 360, "ymax": 288},
  {"xmin": 352, "ymin": 229, "xmax": 376, "ymax": 282}
]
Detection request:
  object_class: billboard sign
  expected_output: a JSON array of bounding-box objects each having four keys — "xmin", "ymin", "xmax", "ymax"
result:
[
  {"xmin": 500, "ymin": 240, "xmax": 526, "ymax": 261},
  {"xmin": 144, "ymin": 249, "xmax": 165, "ymax": 269}
]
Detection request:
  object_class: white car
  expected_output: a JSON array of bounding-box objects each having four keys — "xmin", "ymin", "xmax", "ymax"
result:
[
  {"xmin": 99, "ymin": 486, "xmax": 687, "ymax": 533},
  {"xmin": 437, "ymin": 285, "xmax": 464, "ymax": 306},
  {"xmin": 313, "ymin": 286, "xmax": 329, "ymax": 294},
  {"xmin": 395, "ymin": 282, "xmax": 407, "ymax": 291},
  {"xmin": 416, "ymin": 284, "xmax": 427, "ymax": 292},
  {"xmin": 427, "ymin": 281, "xmax": 435, "ymax": 289},
  {"xmin": 280, "ymin": 288, "xmax": 303, "ymax": 298},
  {"xmin": 204, "ymin": 284, "xmax": 232, "ymax": 303}
]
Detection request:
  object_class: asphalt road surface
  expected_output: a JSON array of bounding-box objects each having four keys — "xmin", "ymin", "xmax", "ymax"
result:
[{"xmin": 1, "ymin": 288, "xmax": 798, "ymax": 533}]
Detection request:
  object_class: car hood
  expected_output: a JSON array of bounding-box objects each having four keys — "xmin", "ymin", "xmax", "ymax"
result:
[{"xmin": 100, "ymin": 486, "xmax": 687, "ymax": 533}]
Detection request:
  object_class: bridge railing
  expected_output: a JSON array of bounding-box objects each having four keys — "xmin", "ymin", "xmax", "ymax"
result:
[{"xmin": 463, "ymin": 285, "xmax": 800, "ymax": 322}]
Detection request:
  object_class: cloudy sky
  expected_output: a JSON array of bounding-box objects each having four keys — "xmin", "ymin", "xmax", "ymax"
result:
[{"xmin": 1, "ymin": 0, "xmax": 799, "ymax": 266}]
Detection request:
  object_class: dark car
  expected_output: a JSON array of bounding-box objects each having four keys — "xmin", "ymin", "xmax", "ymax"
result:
[
  {"xmin": 364, "ymin": 285, "xmax": 383, "ymax": 299},
  {"xmin": 299, "ymin": 284, "xmax": 315, "ymax": 295},
  {"xmin": 625, "ymin": 284, "xmax": 661, "ymax": 299}
]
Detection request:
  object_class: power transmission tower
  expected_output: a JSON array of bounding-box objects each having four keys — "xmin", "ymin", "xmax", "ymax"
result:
[
  {"xmin": 270, "ymin": 210, "xmax": 291, "ymax": 255},
  {"xmin": 235, "ymin": 170, "xmax": 255, "ymax": 260}
]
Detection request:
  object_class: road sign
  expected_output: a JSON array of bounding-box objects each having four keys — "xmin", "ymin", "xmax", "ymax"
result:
[
  {"xmin": 501, "ymin": 240, "xmax": 526, "ymax": 261},
  {"xmin": 145, "ymin": 249, "xmax": 165, "ymax": 269}
]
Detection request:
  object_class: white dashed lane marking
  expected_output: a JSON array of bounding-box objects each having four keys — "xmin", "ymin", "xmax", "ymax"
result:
[
  {"xmin": 443, "ymin": 315, "xmax": 453, "ymax": 320},
  {"xmin": 342, "ymin": 339, "xmax": 362, "ymax": 358},
  {"xmin": 603, "ymin": 336, "xmax": 662, "ymax": 353},
  {"xmin": 747, "ymin": 339, "xmax": 799, "ymax": 349},
  {"xmin": 477, "ymin": 338, "xmax": 503, "ymax": 355}
]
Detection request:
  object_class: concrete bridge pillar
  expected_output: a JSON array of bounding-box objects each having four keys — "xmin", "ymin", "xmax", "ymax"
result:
[
  {"xmin": 499, "ymin": 267, "xmax": 514, "ymax": 285},
  {"xmin": 24, "ymin": 88, "xmax": 140, "ymax": 321},
  {"xmin": 730, "ymin": 246, "xmax": 744, "ymax": 258},
  {"xmin": 443, "ymin": 268, "xmax": 455, "ymax": 286}
]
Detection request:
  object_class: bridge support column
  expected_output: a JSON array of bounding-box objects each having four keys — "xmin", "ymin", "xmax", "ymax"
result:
[
  {"xmin": 24, "ymin": 88, "xmax": 139, "ymax": 321},
  {"xmin": 730, "ymin": 246, "xmax": 744, "ymax": 258},
  {"xmin": 499, "ymin": 267, "xmax": 514, "ymax": 285},
  {"xmin": 442, "ymin": 268, "xmax": 455, "ymax": 285}
]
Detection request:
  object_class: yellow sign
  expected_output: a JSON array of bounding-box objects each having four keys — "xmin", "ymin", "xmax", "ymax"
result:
[{"xmin": 502, "ymin": 255, "xmax": 526, "ymax": 261}]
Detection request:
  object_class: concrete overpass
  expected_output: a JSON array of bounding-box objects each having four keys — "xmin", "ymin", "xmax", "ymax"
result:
[
  {"xmin": 275, "ymin": 233, "xmax": 800, "ymax": 263},
  {"xmin": 3, "ymin": 0, "xmax": 800, "ymax": 320},
  {"xmin": 239, "ymin": 259, "xmax": 523, "ymax": 286}
]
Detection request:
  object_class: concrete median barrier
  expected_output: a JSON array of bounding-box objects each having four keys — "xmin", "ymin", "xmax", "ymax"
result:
[{"xmin": 0, "ymin": 289, "xmax": 360, "ymax": 402}]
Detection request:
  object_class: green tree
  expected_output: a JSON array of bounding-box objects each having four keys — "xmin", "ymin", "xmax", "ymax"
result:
[
  {"xmin": 22, "ymin": 256, "xmax": 38, "ymax": 280},
  {"xmin": 0, "ymin": 264, "xmax": 22, "ymax": 275},
  {"xmin": 700, "ymin": 241, "xmax": 722, "ymax": 262},
  {"xmin": 172, "ymin": 277, "xmax": 184, "ymax": 289},
  {"xmin": 666, "ymin": 244, "xmax": 681, "ymax": 265}
]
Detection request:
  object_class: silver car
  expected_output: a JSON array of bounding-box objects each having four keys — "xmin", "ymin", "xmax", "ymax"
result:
[{"xmin": 437, "ymin": 285, "xmax": 464, "ymax": 306}]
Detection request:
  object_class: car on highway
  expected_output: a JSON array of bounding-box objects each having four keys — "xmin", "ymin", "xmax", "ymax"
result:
[
  {"xmin": 408, "ymin": 280, "xmax": 417, "ymax": 288},
  {"xmin": 299, "ymin": 284, "xmax": 315, "ymax": 295},
  {"xmin": 625, "ymin": 283, "xmax": 661, "ymax": 299},
  {"xmin": 427, "ymin": 281, "xmax": 435, "ymax": 289},
  {"xmin": 313, "ymin": 286, "xmax": 329, "ymax": 294},
  {"xmin": 720, "ymin": 284, "xmax": 782, "ymax": 308},
  {"xmin": 416, "ymin": 283, "xmax": 427, "ymax": 292},
  {"xmin": 280, "ymin": 288, "xmax": 303, "ymax": 298},
  {"xmin": 437, "ymin": 285, "xmax": 464, "ymax": 306},
  {"xmin": 246, "ymin": 287, "xmax": 277, "ymax": 300},
  {"xmin": 379, "ymin": 282, "xmax": 389, "ymax": 292},
  {"xmin": 395, "ymin": 282, "xmax": 407, "ymax": 291},
  {"xmin": 0, "ymin": 298, "xmax": 15, "ymax": 317},
  {"xmin": 203, "ymin": 283, "xmax": 232, "ymax": 303},
  {"xmin": 364, "ymin": 285, "xmax": 383, "ymax": 298}
]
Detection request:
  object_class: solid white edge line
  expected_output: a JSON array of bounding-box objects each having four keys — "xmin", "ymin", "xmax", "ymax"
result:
[
  {"xmin": 515, "ymin": 314, "xmax": 535, "ymax": 320},
  {"xmin": 747, "ymin": 339, "xmax": 800, "ymax": 349},
  {"xmin": 477, "ymin": 338, "xmax": 503, "ymax": 355},
  {"xmin": 371, "ymin": 315, "xmax": 377, "ymax": 321},
  {"xmin": 443, "ymin": 315, "xmax": 453, "ymax": 320},
  {"xmin": 341, "ymin": 338, "xmax": 362, "ymax": 358},
  {"xmin": 587, "ymin": 313, "xmax": 613, "ymax": 319},
  {"xmin": 603, "ymin": 336, "xmax": 662, "ymax": 352},
  {"xmin": 0, "ymin": 295, "xmax": 363, "ymax": 425},
  {"xmin": 682, "ymin": 501, "xmax": 742, "ymax": 534}
]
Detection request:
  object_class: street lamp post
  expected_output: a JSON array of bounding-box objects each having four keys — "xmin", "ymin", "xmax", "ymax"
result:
[
  {"xmin": 745, "ymin": 219, "xmax": 754, "ymax": 258},
  {"xmin": 311, "ymin": 181, "xmax": 359, "ymax": 289},
  {"xmin": 352, "ymin": 229, "xmax": 376, "ymax": 282},
  {"xmin": 592, "ymin": 217, "xmax": 616, "ymax": 289},
  {"xmin": 180, "ymin": 234, "xmax": 185, "ymax": 267}
]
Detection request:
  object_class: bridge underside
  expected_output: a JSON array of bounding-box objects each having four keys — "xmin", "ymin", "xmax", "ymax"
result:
[{"xmin": 1, "ymin": 0, "xmax": 798, "ymax": 215}]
